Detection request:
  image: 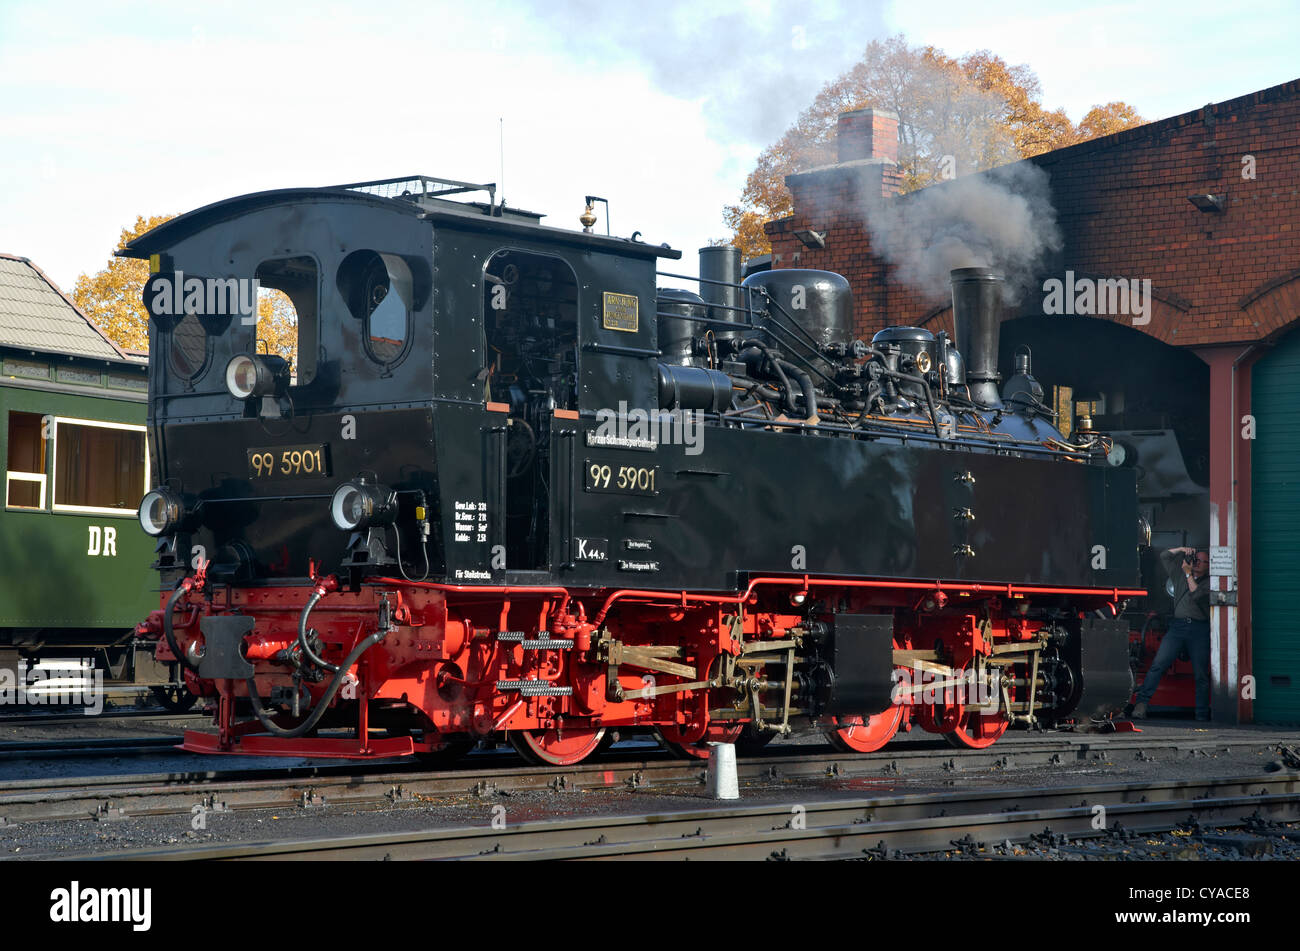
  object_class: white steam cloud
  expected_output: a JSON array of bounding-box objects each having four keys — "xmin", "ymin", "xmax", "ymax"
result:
[
  {"xmin": 518, "ymin": 0, "xmax": 890, "ymax": 145},
  {"xmin": 864, "ymin": 161, "xmax": 1062, "ymax": 304}
]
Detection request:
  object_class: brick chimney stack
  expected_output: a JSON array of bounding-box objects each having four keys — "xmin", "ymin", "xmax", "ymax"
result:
[{"xmin": 836, "ymin": 108, "xmax": 900, "ymax": 164}]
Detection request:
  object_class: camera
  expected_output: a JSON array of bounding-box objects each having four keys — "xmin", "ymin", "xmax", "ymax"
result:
[{"xmin": 1183, "ymin": 552, "xmax": 1196, "ymax": 566}]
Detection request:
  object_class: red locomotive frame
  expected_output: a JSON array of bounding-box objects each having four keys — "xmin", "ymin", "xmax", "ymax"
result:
[{"xmin": 141, "ymin": 568, "xmax": 1144, "ymax": 765}]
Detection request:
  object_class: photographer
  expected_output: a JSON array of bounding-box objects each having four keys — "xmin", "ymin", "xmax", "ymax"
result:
[{"xmin": 1127, "ymin": 546, "xmax": 1211, "ymax": 721}]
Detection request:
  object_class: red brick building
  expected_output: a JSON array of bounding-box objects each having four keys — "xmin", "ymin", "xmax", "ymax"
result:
[{"xmin": 763, "ymin": 79, "xmax": 1300, "ymax": 724}]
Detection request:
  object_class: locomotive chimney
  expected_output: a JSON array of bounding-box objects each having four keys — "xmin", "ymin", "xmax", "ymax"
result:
[
  {"xmin": 950, "ymin": 267, "xmax": 1005, "ymax": 409},
  {"xmin": 698, "ymin": 246, "xmax": 743, "ymax": 343}
]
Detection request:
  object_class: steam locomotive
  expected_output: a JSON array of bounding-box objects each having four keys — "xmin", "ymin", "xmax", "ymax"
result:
[{"xmin": 126, "ymin": 176, "xmax": 1142, "ymax": 764}]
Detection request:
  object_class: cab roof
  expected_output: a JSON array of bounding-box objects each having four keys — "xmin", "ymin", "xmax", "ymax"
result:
[{"xmin": 120, "ymin": 176, "xmax": 681, "ymax": 261}]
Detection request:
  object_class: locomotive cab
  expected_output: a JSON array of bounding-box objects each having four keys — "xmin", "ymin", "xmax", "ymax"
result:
[
  {"xmin": 124, "ymin": 179, "xmax": 677, "ymax": 588},
  {"xmin": 127, "ymin": 187, "xmax": 439, "ymax": 584}
]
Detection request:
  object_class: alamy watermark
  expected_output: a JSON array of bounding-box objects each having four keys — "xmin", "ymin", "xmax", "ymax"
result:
[
  {"xmin": 1042, "ymin": 270, "xmax": 1152, "ymax": 326},
  {"xmin": 592, "ymin": 401, "xmax": 704, "ymax": 456},
  {"xmin": 890, "ymin": 664, "xmax": 1001, "ymax": 709},
  {"xmin": 147, "ymin": 270, "xmax": 260, "ymax": 324},
  {"xmin": 49, "ymin": 881, "xmax": 151, "ymax": 931},
  {"xmin": 0, "ymin": 658, "xmax": 104, "ymax": 715}
]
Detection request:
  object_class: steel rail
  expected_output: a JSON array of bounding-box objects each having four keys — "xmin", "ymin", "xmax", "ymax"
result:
[
  {"xmin": 49, "ymin": 773, "xmax": 1300, "ymax": 861},
  {"xmin": 2, "ymin": 730, "xmax": 1296, "ymax": 827},
  {"xmin": 0, "ymin": 736, "xmax": 181, "ymax": 761},
  {"xmin": 0, "ymin": 710, "xmax": 205, "ymax": 728}
]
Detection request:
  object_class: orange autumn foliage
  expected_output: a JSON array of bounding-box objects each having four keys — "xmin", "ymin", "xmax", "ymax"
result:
[
  {"xmin": 724, "ymin": 35, "xmax": 1145, "ymax": 259},
  {"xmin": 73, "ymin": 214, "xmax": 299, "ymax": 366}
]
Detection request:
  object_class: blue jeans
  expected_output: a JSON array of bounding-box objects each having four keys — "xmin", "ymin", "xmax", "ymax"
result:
[{"xmin": 1135, "ymin": 618, "xmax": 1211, "ymax": 718}]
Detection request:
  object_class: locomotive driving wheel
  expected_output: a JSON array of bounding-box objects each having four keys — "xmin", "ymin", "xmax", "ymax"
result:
[
  {"xmin": 944, "ymin": 660, "xmax": 1010, "ymax": 750},
  {"xmin": 509, "ymin": 723, "xmax": 607, "ymax": 766},
  {"xmin": 823, "ymin": 704, "xmax": 904, "ymax": 753},
  {"xmin": 657, "ymin": 720, "xmax": 746, "ymax": 759},
  {"xmin": 944, "ymin": 707, "xmax": 1010, "ymax": 748},
  {"xmin": 656, "ymin": 657, "xmax": 748, "ymax": 758}
]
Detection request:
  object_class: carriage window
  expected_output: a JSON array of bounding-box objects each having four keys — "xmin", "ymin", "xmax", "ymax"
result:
[
  {"xmin": 168, "ymin": 313, "xmax": 209, "ymax": 380},
  {"xmin": 52, "ymin": 419, "xmax": 146, "ymax": 514},
  {"xmin": 6, "ymin": 411, "xmax": 47, "ymax": 509},
  {"xmin": 255, "ymin": 256, "xmax": 317, "ymax": 384},
  {"xmin": 337, "ymin": 250, "xmax": 417, "ymax": 366}
]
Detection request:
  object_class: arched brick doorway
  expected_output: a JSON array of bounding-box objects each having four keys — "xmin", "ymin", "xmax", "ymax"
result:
[{"xmin": 919, "ymin": 304, "xmax": 1212, "ymax": 716}]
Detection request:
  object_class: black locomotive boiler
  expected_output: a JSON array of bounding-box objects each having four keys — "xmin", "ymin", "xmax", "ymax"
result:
[{"xmin": 125, "ymin": 176, "xmax": 1142, "ymax": 764}]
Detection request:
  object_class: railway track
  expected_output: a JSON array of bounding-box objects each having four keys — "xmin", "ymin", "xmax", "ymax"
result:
[
  {"xmin": 0, "ymin": 736, "xmax": 181, "ymax": 761},
  {"xmin": 0, "ymin": 709, "xmax": 205, "ymax": 729},
  {"xmin": 42, "ymin": 773, "xmax": 1300, "ymax": 860},
  {"xmin": 1, "ymin": 731, "xmax": 1293, "ymax": 826},
  {"xmin": 1, "ymin": 720, "xmax": 1294, "ymax": 768}
]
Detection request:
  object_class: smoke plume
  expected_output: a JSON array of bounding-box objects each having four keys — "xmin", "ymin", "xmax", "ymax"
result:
[
  {"xmin": 516, "ymin": 0, "xmax": 891, "ymax": 145},
  {"xmin": 864, "ymin": 161, "xmax": 1062, "ymax": 304}
]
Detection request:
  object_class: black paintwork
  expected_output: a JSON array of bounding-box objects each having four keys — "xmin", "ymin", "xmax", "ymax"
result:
[
  {"xmin": 1072, "ymin": 617, "xmax": 1135, "ymax": 718},
  {"xmin": 824, "ymin": 614, "xmax": 896, "ymax": 714},
  {"xmin": 197, "ymin": 615, "xmax": 256, "ymax": 680},
  {"xmin": 124, "ymin": 187, "xmax": 1139, "ymax": 595}
]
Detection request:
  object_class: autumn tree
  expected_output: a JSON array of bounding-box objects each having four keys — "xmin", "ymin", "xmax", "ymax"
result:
[
  {"xmin": 1075, "ymin": 101, "xmax": 1145, "ymax": 140},
  {"xmin": 72, "ymin": 215, "xmax": 174, "ymax": 353},
  {"xmin": 73, "ymin": 215, "xmax": 299, "ymax": 366},
  {"xmin": 254, "ymin": 291, "xmax": 299, "ymax": 365},
  {"xmin": 724, "ymin": 35, "xmax": 1146, "ymax": 259}
]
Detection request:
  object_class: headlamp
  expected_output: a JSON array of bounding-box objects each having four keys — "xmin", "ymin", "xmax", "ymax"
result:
[
  {"xmin": 330, "ymin": 478, "xmax": 396, "ymax": 532},
  {"xmin": 139, "ymin": 486, "xmax": 194, "ymax": 537},
  {"xmin": 225, "ymin": 353, "xmax": 289, "ymax": 400}
]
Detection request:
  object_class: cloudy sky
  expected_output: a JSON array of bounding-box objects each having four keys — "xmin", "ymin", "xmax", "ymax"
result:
[{"xmin": 1, "ymin": 0, "xmax": 1296, "ymax": 290}]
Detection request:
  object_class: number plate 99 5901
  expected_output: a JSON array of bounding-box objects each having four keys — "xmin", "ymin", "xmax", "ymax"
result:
[
  {"xmin": 585, "ymin": 460, "xmax": 658, "ymax": 496},
  {"xmin": 248, "ymin": 445, "xmax": 331, "ymax": 479}
]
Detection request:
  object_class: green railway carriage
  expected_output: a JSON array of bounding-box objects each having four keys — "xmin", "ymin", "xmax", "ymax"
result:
[{"xmin": 0, "ymin": 254, "xmax": 161, "ymax": 692}]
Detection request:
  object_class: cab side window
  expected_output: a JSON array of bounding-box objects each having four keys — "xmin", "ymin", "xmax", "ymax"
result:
[
  {"xmin": 337, "ymin": 251, "xmax": 426, "ymax": 368},
  {"xmin": 255, "ymin": 256, "xmax": 319, "ymax": 384},
  {"xmin": 168, "ymin": 313, "xmax": 209, "ymax": 382}
]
